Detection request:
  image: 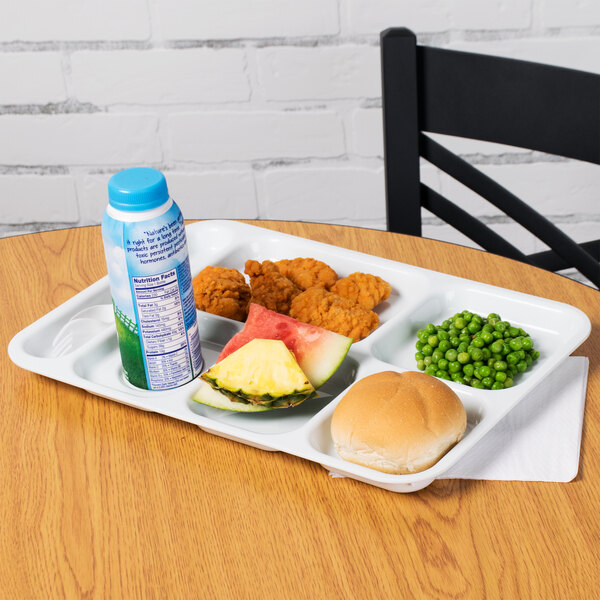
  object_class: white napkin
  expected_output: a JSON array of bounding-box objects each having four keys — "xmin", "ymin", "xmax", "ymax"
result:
[
  {"xmin": 441, "ymin": 355, "xmax": 589, "ymax": 482},
  {"xmin": 329, "ymin": 356, "xmax": 589, "ymax": 483}
]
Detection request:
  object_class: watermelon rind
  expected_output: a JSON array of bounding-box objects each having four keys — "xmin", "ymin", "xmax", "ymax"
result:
[{"xmin": 192, "ymin": 380, "xmax": 272, "ymax": 412}]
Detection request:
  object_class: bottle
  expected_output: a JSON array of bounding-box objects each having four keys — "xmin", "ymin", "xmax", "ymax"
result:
[{"xmin": 101, "ymin": 167, "xmax": 203, "ymax": 391}]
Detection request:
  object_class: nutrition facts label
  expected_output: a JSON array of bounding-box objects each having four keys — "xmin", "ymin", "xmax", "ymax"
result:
[{"xmin": 132, "ymin": 269, "xmax": 194, "ymax": 390}]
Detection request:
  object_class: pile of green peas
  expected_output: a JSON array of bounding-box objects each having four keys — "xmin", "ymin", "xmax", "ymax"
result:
[{"xmin": 415, "ymin": 311, "xmax": 540, "ymax": 390}]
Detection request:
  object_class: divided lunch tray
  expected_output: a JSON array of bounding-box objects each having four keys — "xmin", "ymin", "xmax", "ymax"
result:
[{"xmin": 8, "ymin": 220, "xmax": 591, "ymax": 493}]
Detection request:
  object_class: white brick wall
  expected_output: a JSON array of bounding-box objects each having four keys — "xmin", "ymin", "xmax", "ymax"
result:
[{"xmin": 0, "ymin": 0, "xmax": 597, "ymax": 284}]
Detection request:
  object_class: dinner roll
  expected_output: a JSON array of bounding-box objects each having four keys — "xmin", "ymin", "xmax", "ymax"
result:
[{"xmin": 331, "ymin": 371, "xmax": 467, "ymax": 474}]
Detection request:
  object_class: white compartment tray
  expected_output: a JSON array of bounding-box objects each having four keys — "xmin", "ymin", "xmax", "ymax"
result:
[{"xmin": 8, "ymin": 220, "xmax": 591, "ymax": 492}]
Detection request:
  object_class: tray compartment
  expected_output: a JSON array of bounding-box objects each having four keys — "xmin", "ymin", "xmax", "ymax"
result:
[{"xmin": 304, "ymin": 371, "xmax": 488, "ymax": 475}]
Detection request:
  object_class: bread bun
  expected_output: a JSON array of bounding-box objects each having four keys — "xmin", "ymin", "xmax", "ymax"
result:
[{"xmin": 331, "ymin": 371, "xmax": 466, "ymax": 474}]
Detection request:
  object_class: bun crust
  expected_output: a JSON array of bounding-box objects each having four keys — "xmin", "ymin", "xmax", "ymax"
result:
[{"xmin": 331, "ymin": 371, "xmax": 467, "ymax": 474}]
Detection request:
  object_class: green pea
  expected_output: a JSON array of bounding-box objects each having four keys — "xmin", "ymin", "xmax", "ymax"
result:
[
  {"xmin": 448, "ymin": 361, "xmax": 462, "ymax": 374},
  {"xmin": 436, "ymin": 370, "xmax": 451, "ymax": 380},
  {"xmin": 417, "ymin": 360, "xmax": 426, "ymax": 371},
  {"xmin": 450, "ymin": 337, "xmax": 460, "ymax": 348},
  {"xmin": 457, "ymin": 352, "xmax": 470, "ymax": 364},
  {"xmin": 427, "ymin": 335, "xmax": 439, "ymax": 348},
  {"xmin": 471, "ymin": 379, "xmax": 485, "ymax": 389},
  {"xmin": 504, "ymin": 377, "xmax": 514, "ymax": 388},
  {"xmin": 494, "ymin": 322, "xmax": 507, "ymax": 333},
  {"xmin": 482, "ymin": 377, "xmax": 494, "ymax": 389},
  {"xmin": 509, "ymin": 337, "xmax": 523, "ymax": 351},
  {"xmin": 454, "ymin": 317, "xmax": 466, "ymax": 329},
  {"xmin": 421, "ymin": 344, "xmax": 433, "ymax": 356},
  {"xmin": 481, "ymin": 331, "xmax": 494, "ymax": 345},
  {"xmin": 438, "ymin": 340, "xmax": 451, "ymax": 353},
  {"xmin": 493, "ymin": 360, "xmax": 507, "ymax": 372},
  {"xmin": 473, "ymin": 360, "xmax": 484, "ymax": 369},
  {"xmin": 425, "ymin": 365, "xmax": 437, "ymax": 376},
  {"xmin": 506, "ymin": 352, "xmax": 518, "ymax": 365},
  {"xmin": 495, "ymin": 371, "xmax": 507, "ymax": 383},
  {"xmin": 509, "ymin": 326, "xmax": 520, "ymax": 337},
  {"xmin": 467, "ymin": 321, "xmax": 480, "ymax": 334},
  {"xmin": 482, "ymin": 324, "xmax": 494, "ymax": 334},
  {"xmin": 425, "ymin": 323, "xmax": 436, "ymax": 334},
  {"xmin": 521, "ymin": 337, "xmax": 533, "ymax": 351},
  {"xmin": 423, "ymin": 356, "xmax": 433, "ymax": 366},
  {"xmin": 463, "ymin": 363, "xmax": 474, "ymax": 378},
  {"xmin": 437, "ymin": 329, "xmax": 449, "ymax": 341},
  {"xmin": 492, "ymin": 331, "xmax": 504, "ymax": 340},
  {"xmin": 472, "ymin": 336, "xmax": 485, "ymax": 348},
  {"xmin": 491, "ymin": 382, "xmax": 504, "ymax": 390},
  {"xmin": 470, "ymin": 348, "xmax": 483, "ymax": 362},
  {"xmin": 432, "ymin": 349, "xmax": 444, "ymax": 363},
  {"xmin": 479, "ymin": 365, "xmax": 491, "ymax": 378},
  {"xmin": 415, "ymin": 351, "xmax": 424, "ymax": 361},
  {"xmin": 452, "ymin": 375, "xmax": 466, "ymax": 385},
  {"xmin": 490, "ymin": 340, "xmax": 504, "ymax": 354},
  {"xmin": 516, "ymin": 360, "xmax": 528, "ymax": 373},
  {"xmin": 445, "ymin": 349, "xmax": 458, "ymax": 362},
  {"xmin": 457, "ymin": 342, "xmax": 469, "ymax": 353}
]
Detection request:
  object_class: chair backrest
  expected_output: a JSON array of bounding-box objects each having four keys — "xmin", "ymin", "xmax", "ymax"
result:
[{"xmin": 380, "ymin": 27, "xmax": 600, "ymax": 286}]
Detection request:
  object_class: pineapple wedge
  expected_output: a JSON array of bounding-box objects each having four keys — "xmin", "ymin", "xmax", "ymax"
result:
[{"xmin": 200, "ymin": 339, "xmax": 315, "ymax": 408}]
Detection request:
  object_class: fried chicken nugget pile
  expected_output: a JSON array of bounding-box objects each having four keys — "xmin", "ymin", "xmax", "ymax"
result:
[
  {"xmin": 192, "ymin": 256, "xmax": 391, "ymax": 342},
  {"xmin": 330, "ymin": 272, "xmax": 391, "ymax": 310},
  {"xmin": 244, "ymin": 259, "xmax": 301, "ymax": 315},
  {"xmin": 192, "ymin": 266, "xmax": 251, "ymax": 322},
  {"xmin": 289, "ymin": 287, "xmax": 380, "ymax": 342}
]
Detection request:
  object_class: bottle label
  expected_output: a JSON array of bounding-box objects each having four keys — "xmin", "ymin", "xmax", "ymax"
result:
[{"xmin": 102, "ymin": 202, "xmax": 203, "ymax": 390}]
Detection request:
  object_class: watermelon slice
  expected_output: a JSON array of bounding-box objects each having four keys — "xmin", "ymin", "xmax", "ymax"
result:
[{"xmin": 218, "ymin": 303, "xmax": 352, "ymax": 389}]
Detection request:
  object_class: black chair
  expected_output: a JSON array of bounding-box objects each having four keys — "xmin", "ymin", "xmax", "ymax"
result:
[{"xmin": 380, "ymin": 27, "xmax": 600, "ymax": 287}]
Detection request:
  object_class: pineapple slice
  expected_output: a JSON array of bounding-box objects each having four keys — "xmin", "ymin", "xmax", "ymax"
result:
[{"xmin": 201, "ymin": 339, "xmax": 315, "ymax": 408}]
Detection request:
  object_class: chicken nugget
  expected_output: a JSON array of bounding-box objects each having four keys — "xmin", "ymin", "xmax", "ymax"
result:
[
  {"xmin": 274, "ymin": 257, "xmax": 338, "ymax": 290},
  {"xmin": 193, "ymin": 265, "xmax": 251, "ymax": 321},
  {"xmin": 289, "ymin": 286, "xmax": 379, "ymax": 341},
  {"xmin": 244, "ymin": 259, "xmax": 301, "ymax": 315},
  {"xmin": 329, "ymin": 272, "xmax": 391, "ymax": 310}
]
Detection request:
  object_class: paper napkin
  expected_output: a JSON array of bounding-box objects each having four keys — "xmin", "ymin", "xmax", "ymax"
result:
[{"xmin": 441, "ymin": 355, "xmax": 589, "ymax": 482}]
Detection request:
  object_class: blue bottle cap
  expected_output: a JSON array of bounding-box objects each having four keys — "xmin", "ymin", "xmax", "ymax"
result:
[{"xmin": 108, "ymin": 168, "xmax": 170, "ymax": 212}]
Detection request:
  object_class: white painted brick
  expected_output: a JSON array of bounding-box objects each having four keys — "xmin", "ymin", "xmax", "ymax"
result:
[
  {"xmin": 168, "ymin": 111, "xmax": 345, "ymax": 162},
  {"xmin": 0, "ymin": 114, "xmax": 161, "ymax": 165},
  {"xmin": 157, "ymin": 0, "xmax": 338, "ymax": 40},
  {"xmin": 0, "ymin": 0, "xmax": 150, "ymax": 42},
  {"xmin": 447, "ymin": 38, "xmax": 600, "ymax": 74},
  {"xmin": 164, "ymin": 171, "xmax": 257, "ymax": 219},
  {"xmin": 542, "ymin": 0, "xmax": 600, "ymax": 28},
  {"xmin": 77, "ymin": 170, "xmax": 257, "ymax": 225},
  {"xmin": 0, "ymin": 175, "xmax": 78, "ymax": 223},
  {"xmin": 0, "ymin": 53, "xmax": 66, "ymax": 105},
  {"xmin": 257, "ymin": 167, "xmax": 385, "ymax": 222},
  {"xmin": 347, "ymin": 0, "xmax": 530, "ymax": 35},
  {"xmin": 352, "ymin": 108, "xmax": 383, "ymax": 157},
  {"xmin": 71, "ymin": 49, "xmax": 249, "ymax": 105},
  {"xmin": 257, "ymin": 45, "xmax": 380, "ymax": 101}
]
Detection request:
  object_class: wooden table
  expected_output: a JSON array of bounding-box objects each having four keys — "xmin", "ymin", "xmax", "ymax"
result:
[{"xmin": 1, "ymin": 221, "xmax": 598, "ymax": 599}]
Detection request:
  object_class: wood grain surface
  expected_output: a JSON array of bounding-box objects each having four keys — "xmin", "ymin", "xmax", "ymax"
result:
[{"xmin": 1, "ymin": 221, "xmax": 598, "ymax": 600}]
